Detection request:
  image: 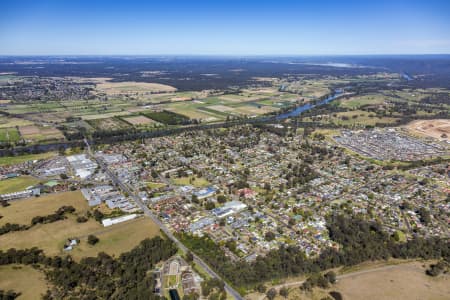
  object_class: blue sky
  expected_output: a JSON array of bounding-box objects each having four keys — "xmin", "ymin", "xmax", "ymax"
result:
[{"xmin": 1, "ymin": 0, "xmax": 449, "ymax": 55}]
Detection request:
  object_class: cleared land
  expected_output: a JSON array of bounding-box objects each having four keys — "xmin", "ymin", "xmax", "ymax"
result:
[
  {"xmin": 332, "ymin": 261, "xmax": 450, "ymax": 300},
  {"xmin": 0, "ymin": 175, "xmax": 40, "ymax": 194},
  {"xmin": 406, "ymin": 119, "xmax": 450, "ymax": 141},
  {"xmin": 0, "ymin": 152, "xmax": 57, "ymax": 166},
  {"xmin": 122, "ymin": 115, "xmax": 156, "ymax": 126},
  {"xmin": 0, "ymin": 191, "xmax": 87, "ymax": 225},
  {"xmin": 250, "ymin": 261, "xmax": 450, "ymax": 300},
  {"xmin": 18, "ymin": 125, "xmax": 64, "ymax": 142},
  {"xmin": 172, "ymin": 176, "xmax": 210, "ymax": 188},
  {"xmin": 87, "ymin": 117, "xmax": 131, "ymax": 131},
  {"xmin": 0, "ymin": 191, "xmax": 160, "ymax": 260},
  {"xmin": 96, "ymin": 80, "xmax": 176, "ymax": 94},
  {"xmin": 0, "ymin": 265, "xmax": 48, "ymax": 300}
]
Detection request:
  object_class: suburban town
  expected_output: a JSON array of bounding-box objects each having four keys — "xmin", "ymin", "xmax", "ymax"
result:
[{"xmin": 1, "ymin": 2, "xmax": 450, "ymax": 297}]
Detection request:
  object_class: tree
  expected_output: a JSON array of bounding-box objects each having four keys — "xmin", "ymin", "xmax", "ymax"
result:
[
  {"xmin": 324, "ymin": 271, "xmax": 336, "ymax": 284},
  {"xmin": 217, "ymin": 195, "xmax": 227, "ymax": 204},
  {"xmin": 280, "ymin": 287, "xmax": 289, "ymax": 298},
  {"xmin": 266, "ymin": 288, "xmax": 277, "ymax": 300},
  {"xmin": 87, "ymin": 234, "xmax": 99, "ymax": 245},
  {"xmin": 256, "ymin": 284, "xmax": 267, "ymax": 293},
  {"xmin": 185, "ymin": 251, "xmax": 194, "ymax": 263},
  {"xmin": 265, "ymin": 231, "xmax": 275, "ymax": 242}
]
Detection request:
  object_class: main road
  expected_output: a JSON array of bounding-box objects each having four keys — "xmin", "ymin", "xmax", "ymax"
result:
[{"xmin": 84, "ymin": 140, "xmax": 243, "ymax": 300}]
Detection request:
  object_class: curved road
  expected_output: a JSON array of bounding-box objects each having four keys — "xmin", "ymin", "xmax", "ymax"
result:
[{"xmin": 85, "ymin": 140, "xmax": 243, "ymax": 300}]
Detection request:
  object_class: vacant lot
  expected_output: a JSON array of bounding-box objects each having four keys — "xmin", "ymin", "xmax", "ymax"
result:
[
  {"xmin": 0, "ymin": 175, "xmax": 40, "ymax": 195},
  {"xmin": 0, "ymin": 191, "xmax": 160, "ymax": 259},
  {"xmin": 18, "ymin": 125, "xmax": 64, "ymax": 142},
  {"xmin": 69, "ymin": 217, "xmax": 160, "ymax": 260},
  {"xmin": 257, "ymin": 261, "xmax": 450, "ymax": 300},
  {"xmin": 339, "ymin": 94, "xmax": 386, "ymax": 109},
  {"xmin": 96, "ymin": 80, "xmax": 176, "ymax": 94},
  {"xmin": 406, "ymin": 119, "xmax": 450, "ymax": 141},
  {"xmin": 122, "ymin": 115, "xmax": 155, "ymax": 126},
  {"xmin": 0, "ymin": 191, "xmax": 87, "ymax": 226},
  {"xmin": 0, "ymin": 152, "xmax": 57, "ymax": 166},
  {"xmin": 172, "ymin": 176, "xmax": 210, "ymax": 188},
  {"xmin": 0, "ymin": 265, "xmax": 48, "ymax": 300},
  {"xmin": 333, "ymin": 261, "xmax": 450, "ymax": 300},
  {"xmin": 0, "ymin": 116, "xmax": 33, "ymax": 128},
  {"xmin": 87, "ymin": 117, "xmax": 131, "ymax": 131}
]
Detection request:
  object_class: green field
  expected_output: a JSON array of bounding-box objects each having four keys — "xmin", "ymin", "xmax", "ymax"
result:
[
  {"xmin": 338, "ymin": 94, "xmax": 387, "ymax": 109},
  {"xmin": 0, "ymin": 176, "xmax": 40, "ymax": 194},
  {"xmin": 143, "ymin": 110, "xmax": 190, "ymax": 125},
  {"xmin": 172, "ymin": 176, "xmax": 210, "ymax": 187},
  {"xmin": 0, "ymin": 152, "xmax": 57, "ymax": 166}
]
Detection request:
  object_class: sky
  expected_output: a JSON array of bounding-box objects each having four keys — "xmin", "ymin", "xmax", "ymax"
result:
[{"xmin": 1, "ymin": 0, "xmax": 450, "ymax": 55}]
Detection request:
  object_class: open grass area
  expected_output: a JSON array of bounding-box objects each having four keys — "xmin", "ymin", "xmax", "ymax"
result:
[
  {"xmin": 0, "ymin": 191, "xmax": 160, "ymax": 260},
  {"xmin": 0, "ymin": 265, "xmax": 48, "ymax": 300},
  {"xmin": 69, "ymin": 217, "xmax": 160, "ymax": 260},
  {"xmin": 171, "ymin": 176, "xmax": 210, "ymax": 188},
  {"xmin": 0, "ymin": 127, "xmax": 21, "ymax": 143},
  {"xmin": 96, "ymin": 80, "xmax": 176, "ymax": 94},
  {"xmin": 338, "ymin": 94, "xmax": 386, "ymax": 109},
  {"xmin": 0, "ymin": 116, "xmax": 33, "ymax": 129},
  {"xmin": 0, "ymin": 152, "xmax": 57, "ymax": 166},
  {"xmin": 0, "ymin": 175, "xmax": 41, "ymax": 194},
  {"xmin": 147, "ymin": 182, "xmax": 167, "ymax": 189},
  {"xmin": 0, "ymin": 191, "xmax": 87, "ymax": 226}
]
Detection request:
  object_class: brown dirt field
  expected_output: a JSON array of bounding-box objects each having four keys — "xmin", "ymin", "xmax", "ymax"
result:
[
  {"xmin": 333, "ymin": 261, "xmax": 450, "ymax": 300},
  {"xmin": 123, "ymin": 115, "xmax": 155, "ymax": 125},
  {"xmin": 0, "ymin": 265, "xmax": 49, "ymax": 300},
  {"xmin": 406, "ymin": 119, "xmax": 450, "ymax": 141},
  {"xmin": 208, "ymin": 104, "xmax": 235, "ymax": 112},
  {"xmin": 0, "ymin": 191, "xmax": 160, "ymax": 260},
  {"xmin": 18, "ymin": 125, "xmax": 64, "ymax": 140},
  {"xmin": 96, "ymin": 81, "xmax": 176, "ymax": 94},
  {"xmin": 0, "ymin": 191, "xmax": 89, "ymax": 226},
  {"xmin": 18, "ymin": 125, "xmax": 40, "ymax": 135}
]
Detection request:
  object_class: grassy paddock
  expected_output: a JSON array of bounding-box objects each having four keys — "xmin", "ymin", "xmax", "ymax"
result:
[
  {"xmin": 0, "ymin": 152, "xmax": 57, "ymax": 166},
  {"xmin": 0, "ymin": 175, "xmax": 41, "ymax": 194},
  {"xmin": 0, "ymin": 265, "xmax": 48, "ymax": 300}
]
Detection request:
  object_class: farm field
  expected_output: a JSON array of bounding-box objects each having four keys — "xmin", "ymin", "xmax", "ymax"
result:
[
  {"xmin": 0, "ymin": 116, "xmax": 33, "ymax": 128},
  {"xmin": 338, "ymin": 94, "xmax": 387, "ymax": 109},
  {"xmin": 0, "ymin": 191, "xmax": 160, "ymax": 260},
  {"xmin": 96, "ymin": 80, "xmax": 176, "ymax": 94},
  {"xmin": 0, "ymin": 175, "xmax": 40, "ymax": 194},
  {"xmin": 122, "ymin": 115, "xmax": 156, "ymax": 126},
  {"xmin": 406, "ymin": 119, "xmax": 450, "ymax": 141},
  {"xmin": 18, "ymin": 125, "xmax": 64, "ymax": 142},
  {"xmin": 0, "ymin": 152, "xmax": 57, "ymax": 166},
  {"xmin": 0, "ymin": 127, "xmax": 20, "ymax": 143},
  {"xmin": 87, "ymin": 117, "xmax": 132, "ymax": 131},
  {"xmin": 0, "ymin": 265, "xmax": 48, "ymax": 300}
]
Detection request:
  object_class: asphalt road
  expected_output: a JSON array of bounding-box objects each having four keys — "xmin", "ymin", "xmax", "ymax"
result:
[{"xmin": 85, "ymin": 140, "xmax": 243, "ymax": 300}]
